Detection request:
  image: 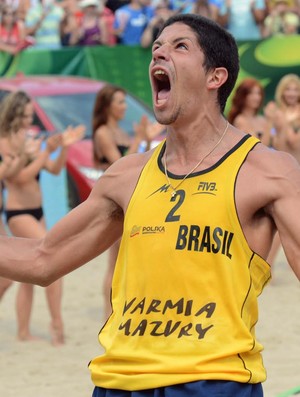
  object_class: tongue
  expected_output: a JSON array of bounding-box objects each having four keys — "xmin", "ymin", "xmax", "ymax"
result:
[{"xmin": 157, "ymin": 89, "xmax": 170, "ymax": 100}]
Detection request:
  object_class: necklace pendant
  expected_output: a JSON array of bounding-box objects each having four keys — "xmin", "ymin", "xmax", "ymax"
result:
[{"xmin": 171, "ymin": 190, "xmax": 177, "ymax": 198}]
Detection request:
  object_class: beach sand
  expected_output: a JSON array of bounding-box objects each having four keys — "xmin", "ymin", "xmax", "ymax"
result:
[{"xmin": 0, "ymin": 248, "xmax": 299, "ymax": 397}]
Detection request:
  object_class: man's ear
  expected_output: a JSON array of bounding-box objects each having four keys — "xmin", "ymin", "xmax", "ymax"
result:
[{"xmin": 207, "ymin": 67, "xmax": 228, "ymax": 90}]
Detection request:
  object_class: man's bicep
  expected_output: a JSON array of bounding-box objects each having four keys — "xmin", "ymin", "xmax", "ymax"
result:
[{"xmin": 42, "ymin": 190, "xmax": 122, "ymax": 279}]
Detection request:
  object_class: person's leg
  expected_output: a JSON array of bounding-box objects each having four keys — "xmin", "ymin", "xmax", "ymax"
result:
[
  {"xmin": 103, "ymin": 240, "xmax": 120, "ymax": 320},
  {"xmin": 38, "ymin": 217, "xmax": 64, "ymax": 345},
  {"xmin": 8, "ymin": 215, "xmax": 41, "ymax": 340},
  {"xmin": 0, "ymin": 277, "xmax": 12, "ymax": 300},
  {"xmin": 46, "ymin": 278, "xmax": 64, "ymax": 346},
  {"xmin": 8, "ymin": 213, "xmax": 64, "ymax": 344},
  {"xmin": 15, "ymin": 282, "xmax": 37, "ymax": 340},
  {"xmin": 0, "ymin": 219, "xmax": 13, "ymax": 300}
]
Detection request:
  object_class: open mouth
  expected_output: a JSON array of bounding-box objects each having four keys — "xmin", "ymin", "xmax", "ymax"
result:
[{"xmin": 153, "ymin": 69, "xmax": 171, "ymax": 105}]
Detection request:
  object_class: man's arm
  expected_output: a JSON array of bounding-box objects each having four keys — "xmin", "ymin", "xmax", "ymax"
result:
[
  {"xmin": 237, "ymin": 145, "xmax": 300, "ymax": 281},
  {"xmin": 0, "ymin": 151, "xmax": 149, "ymax": 285},
  {"xmin": 0, "ymin": 151, "xmax": 146, "ymax": 286},
  {"xmin": 264, "ymin": 153, "xmax": 300, "ymax": 280},
  {"xmin": 0, "ymin": 178, "xmax": 122, "ymax": 285}
]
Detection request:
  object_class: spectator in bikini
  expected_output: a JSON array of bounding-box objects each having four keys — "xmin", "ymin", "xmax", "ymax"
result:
[
  {"xmin": 92, "ymin": 84, "xmax": 164, "ymax": 318},
  {"xmin": 228, "ymin": 78, "xmax": 273, "ymax": 147},
  {"xmin": 0, "ymin": 90, "xmax": 85, "ymax": 345},
  {"xmin": 265, "ymin": 74, "xmax": 300, "ymax": 162}
]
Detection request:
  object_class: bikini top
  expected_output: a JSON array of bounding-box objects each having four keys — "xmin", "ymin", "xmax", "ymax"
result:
[{"xmin": 98, "ymin": 144, "xmax": 129, "ymax": 164}]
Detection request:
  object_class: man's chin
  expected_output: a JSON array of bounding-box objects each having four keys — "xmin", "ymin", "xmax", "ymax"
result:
[{"xmin": 153, "ymin": 110, "xmax": 177, "ymax": 126}]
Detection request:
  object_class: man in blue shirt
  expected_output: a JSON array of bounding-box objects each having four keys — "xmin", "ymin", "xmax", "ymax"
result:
[{"xmin": 114, "ymin": 0, "xmax": 155, "ymax": 45}]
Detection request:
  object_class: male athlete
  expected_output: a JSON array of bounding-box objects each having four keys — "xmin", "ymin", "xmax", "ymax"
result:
[{"xmin": 0, "ymin": 13, "xmax": 299, "ymax": 397}]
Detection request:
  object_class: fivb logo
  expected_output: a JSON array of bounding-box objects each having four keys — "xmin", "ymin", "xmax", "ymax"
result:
[{"xmin": 197, "ymin": 181, "xmax": 217, "ymax": 195}]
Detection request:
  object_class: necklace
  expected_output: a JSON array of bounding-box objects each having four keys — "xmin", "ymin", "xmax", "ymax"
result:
[{"xmin": 163, "ymin": 121, "xmax": 229, "ymax": 198}]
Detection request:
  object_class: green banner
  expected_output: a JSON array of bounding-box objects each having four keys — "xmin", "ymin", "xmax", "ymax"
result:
[
  {"xmin": 0, "ymin": 45, "xmax": 153, "ymax": 106},
  {"xmin": 1, "ymin": 36, "xmax": 300, "ymax": 110},
  {"xmin": 232, "ymin": 35, "xmax": 300, "ymax": 112}
]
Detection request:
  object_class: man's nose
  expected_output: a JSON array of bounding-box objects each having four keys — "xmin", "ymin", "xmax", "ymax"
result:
[{"xmin": 152, "ymin": 44, "xmax": 170, "ymax": 61}]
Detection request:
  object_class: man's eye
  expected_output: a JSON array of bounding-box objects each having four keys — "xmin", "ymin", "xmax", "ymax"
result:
[{"xmin": 176, "ymin": 43, "xmax": 187, "ymax": 50}]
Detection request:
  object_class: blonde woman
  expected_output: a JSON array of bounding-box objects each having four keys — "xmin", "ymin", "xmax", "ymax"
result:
[
  {"xmin": 0, "ymin": 90, "xmax": 84, "ymax": 345},
  {"xmin": 265, "ymin": 73, "xmax": 300, "ymax": 158}
]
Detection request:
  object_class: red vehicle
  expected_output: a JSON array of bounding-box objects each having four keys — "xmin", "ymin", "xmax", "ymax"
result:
[{"xmin": 0, "ymin": 75, "xmax": 156, "ymax": 208}]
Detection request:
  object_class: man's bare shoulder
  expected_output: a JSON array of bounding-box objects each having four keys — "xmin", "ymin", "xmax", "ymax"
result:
[
  {"xmin": 246, "ymin": 143, "xmax": 300, "ymax": 174},
  {"xmin": 238, "ymin": 142, "xmax": 300, "ymax": 209},
  {"xmin": 90, "ymin": 149, "xmax": 155, "ymax": 210}
]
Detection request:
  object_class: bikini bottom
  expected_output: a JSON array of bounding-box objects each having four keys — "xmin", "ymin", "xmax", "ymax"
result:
[{"xmin": 5, "ymin": 207, "xmax": 44, "ymax": 223}]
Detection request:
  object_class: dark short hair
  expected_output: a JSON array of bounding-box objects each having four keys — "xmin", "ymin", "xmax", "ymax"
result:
[{"xmin": 158, "ymin": 13, "xmax": 240, "ymax": 112}]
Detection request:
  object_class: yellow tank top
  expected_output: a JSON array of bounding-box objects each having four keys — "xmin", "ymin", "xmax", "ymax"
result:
[{"xmin": 89, "ymin": 134, "xmax": 271, "ymax": 390}]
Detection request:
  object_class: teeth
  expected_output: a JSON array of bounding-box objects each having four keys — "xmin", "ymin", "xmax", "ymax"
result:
[{"xmin": 154, "ymin": 70, "xmax": 166, "ymax": 75}]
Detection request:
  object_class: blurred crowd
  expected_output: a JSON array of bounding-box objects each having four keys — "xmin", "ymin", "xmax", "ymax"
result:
[{"xmin": 0, "ymin": 0, "xmax": 300, "ymax": 54}]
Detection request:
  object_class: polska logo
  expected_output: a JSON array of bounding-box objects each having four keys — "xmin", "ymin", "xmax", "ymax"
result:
[
  {"xmin": 196, "ymin": 181, "xmax": 217, "ymax": 195},
  {"xmin": 142, "ymin": 226, "xmax": 165, "ymax": 234},
  {"xmin": 130, "ymin": 225, "xmax": 141, "ymax": 237},
  {"xmin": 130, "ymin": 225, "xmax": 165, "ymax": 236}
]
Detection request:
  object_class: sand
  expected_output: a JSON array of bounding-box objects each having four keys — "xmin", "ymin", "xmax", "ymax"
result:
[{"xmin": 0, "ymin": 248, "xmax": 299, "ymax": 397}]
